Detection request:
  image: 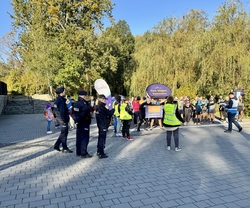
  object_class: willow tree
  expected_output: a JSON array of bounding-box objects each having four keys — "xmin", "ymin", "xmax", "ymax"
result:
[
  {"xmin": 131, "ymin": 10, "xmax": 208, "ymax": 97},
  {"xmin": 202, "ymin": 0, "xmax": 250, "ymax": 96}
]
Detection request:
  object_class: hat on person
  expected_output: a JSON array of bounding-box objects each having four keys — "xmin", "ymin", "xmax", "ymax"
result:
[
  {"xmin": 229, "ymin": 92, "xmax": 234, "ymax": 95},
  {"xmin": 98, "ymin": 94, "xmax": 107, "ymax": 100},
  {"xmin": 55, "ymin": 86, "xmax": 64, "ymax": 94},
  {"xmin": 78, "ymin": 90, "xmax": 87, "ymax": 96},
  {"xmin": 46, "ymin": 103, "xmax": 51, "ymax": 109}
]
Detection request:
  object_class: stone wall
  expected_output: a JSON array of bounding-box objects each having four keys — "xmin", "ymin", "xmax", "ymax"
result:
[
  {"xmin": 2, "ymin": 94, "xmax": 53, "ymax": 115},
  {"xmin": 0, "ymin": 95, "xmax": 7, "ymax": 115}
]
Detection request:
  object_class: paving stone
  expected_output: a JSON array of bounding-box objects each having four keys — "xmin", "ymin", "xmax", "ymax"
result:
[
  {"xmin": 158, "ymin": 200, "xmax": 179, "ymax": 208},
  {"xmin": 234, "ymin": 199, "xmax": 250, "ymax": 207},
  {"xmin": 129, "ymin": 200, "xmax": 144, "ymax": 208},
  {"xmin": 29, "ymin": 199, "xmax": 51, "ymax": 207},
  {"xmin": 0, "ymin": 114, "xmax": 249, "ymax": 208}
]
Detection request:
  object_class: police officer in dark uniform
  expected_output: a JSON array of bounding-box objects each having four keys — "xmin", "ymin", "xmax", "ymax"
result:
[
  {"xmin": 73, "ymin": 90, "xmax": 92, "ymax": 158},
  {"xmin": 96, "ymin": 94, "xmax": 114, "ymax": 159},
  {"xmin": 53, "ymin": 87, "xmax": 73, "ymax": 153}
]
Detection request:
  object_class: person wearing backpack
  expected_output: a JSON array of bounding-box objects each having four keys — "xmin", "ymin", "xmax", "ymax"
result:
[
  {"xmin": 44, "ymin": 103, "xmax": 54, "ymax": 134},
  {"xmin": 73, "ymin": 90, "xmax": 92, "ymax": 158}
]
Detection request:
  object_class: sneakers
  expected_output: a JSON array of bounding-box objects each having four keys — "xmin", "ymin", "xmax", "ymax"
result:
[
  {"xmin": 47, "ymin": 131, "xmax": 52, "ymax": 134},
  {"xmin": 127, "ymin": 136, "xmax": 134, "ymax": 141},
  {"xmin": 167, "ymin": 146, "xmax": 181, "ymax": 151},
  {"xmin": 122, "ymin": 136, "xmax": 127, "ymax": 139},
  {"xmin": 116, "ymin": 133, "xmax": 122, "ymax": 137},
  {"xmin": 175, "ymin": 147, "xmax": 181, "ymax": 152},
  {"xmin": 224, "ymin": 130, "xmax": 232, "ymax": 133}
]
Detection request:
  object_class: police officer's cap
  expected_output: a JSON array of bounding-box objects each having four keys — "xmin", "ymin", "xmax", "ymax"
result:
[
  {"xmin": 78, "ymin": 90, "xmax": 87, "ymax": 96},
  {"xmin": 98, "ymin": 94, "xmax": 107, "ymax": 100},
  {"xmin": 56, "ymin": 86, "xmax": 64, "ymax": 94}
]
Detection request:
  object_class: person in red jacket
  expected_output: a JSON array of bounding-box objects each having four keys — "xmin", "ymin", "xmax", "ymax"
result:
[{"xmin": 132, "ymin": 96, "xmax": 140, "ymax": 127}]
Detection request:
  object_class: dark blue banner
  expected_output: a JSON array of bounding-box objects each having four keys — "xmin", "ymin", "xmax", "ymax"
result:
[{"xmin": 146, "ymin": 83, "xmax": 171, "ymax": 99}]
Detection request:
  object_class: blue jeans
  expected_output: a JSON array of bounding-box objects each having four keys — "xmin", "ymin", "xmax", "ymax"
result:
[
  {"xmin": 227, "ymin": 113, "xmax": 241, "ymax": 131},
  {"xmin": 116, "ymin": 117, "xmax": 121, "ymax": 133},
  {"xmin": 166, "ymin": 128, "xmax": 179, "ymax": 148},
  {"xmin": 47, "ymin": 120, "xmax": 52, "ymax": 131},
  {"xmin": 113, "ymin": 116, "xmax": 118, "ymax": 133}
]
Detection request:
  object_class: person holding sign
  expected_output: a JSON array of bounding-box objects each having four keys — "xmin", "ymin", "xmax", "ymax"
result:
[
  {"xmin": 163, "ymin": 96, "xmax": 185, "ymax": 152},
  {"xmin": 137, "ymin": 96, "xmax": 152, "ymax": 131},
  {"xmin": 96, "ymin": 94, "xmax": 114, "ymax": 158}
]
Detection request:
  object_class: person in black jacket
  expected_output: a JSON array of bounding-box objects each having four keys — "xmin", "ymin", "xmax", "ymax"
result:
[
  {"xmin": 53, "ymin": 87, "xmax": 73, "ymax": 153},
  {"xmin": 95, "ymin": 94, "xmax": 114, "ymax": 159},
  {"xmin": 137, "ymin": 96, "xmax": 152, "ymax": 131},
  {"xmin": 73, "ymin": 90, "xmax": 92, "ymax": 158}
]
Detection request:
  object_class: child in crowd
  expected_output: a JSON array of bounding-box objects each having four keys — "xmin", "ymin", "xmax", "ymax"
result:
[
  {"xmin": 201, "ymin": 98, "xmax": 208, "ymax": 122},
  {"xmin": 44, "ymin": 103, "xmax": 54, "ymax": 134},
  {"xmin": 183, "ymin": 102, "xmax": 192, "ymax": 125},
  {"xmin": 195, "ymin": 97, "xmax": 202, "ymax": 125}
]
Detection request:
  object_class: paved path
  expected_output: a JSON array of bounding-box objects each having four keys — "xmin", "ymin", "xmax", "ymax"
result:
[{"xmin": 0, "ymin": 114, "xmax": 250, "ymax": 208}]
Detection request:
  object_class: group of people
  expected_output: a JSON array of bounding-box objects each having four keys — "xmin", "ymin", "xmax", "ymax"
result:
[
  {"xmin": 113, "ymin": 92, "xmax": 244, "ymax": 150},
  {"xmin": 44, "ymin": 87, "xmax": 244, "ymax": 157},
  {"xmin": 45, "ymin": 87, "xmax": 114, "ymax": 159}
]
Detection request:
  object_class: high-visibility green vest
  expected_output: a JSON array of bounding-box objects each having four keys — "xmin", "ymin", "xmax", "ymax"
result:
[
  {"xmin": 120, "ymin": 103, "xmax": 132, "ymax": 120},
  {"xmin": 163, "ymin": 103, "xmax": 181, "ymax": 126},
  {"xmin": 114, "ymin": 103, "xmax": 120, "ymax": 117}
]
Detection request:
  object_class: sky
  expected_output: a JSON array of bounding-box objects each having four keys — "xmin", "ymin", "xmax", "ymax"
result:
[{"xmin": 1, "ymin": 0, "xmax": 250, "ymax": 38}]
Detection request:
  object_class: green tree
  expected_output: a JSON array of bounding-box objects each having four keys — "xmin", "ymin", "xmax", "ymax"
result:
[
  {"xmin": 99, "ymin": 20, "xmax": 135, "ymax": 95},
  {"xmin": 10, "ymin": 0, "xmax": 113, "ymax": 95}
]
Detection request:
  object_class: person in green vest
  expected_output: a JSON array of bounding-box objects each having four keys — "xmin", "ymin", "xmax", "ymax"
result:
[
  {"xmin": 113, "ymin": 95, "xmax": 122, "ymax": 137},
  {"xmin": 163, "ymin": 95, "xmax": 185, "ymax": 151},
  {"xmin": 119, "ymin": 97, "xmax": 134, "ymax": 140}
]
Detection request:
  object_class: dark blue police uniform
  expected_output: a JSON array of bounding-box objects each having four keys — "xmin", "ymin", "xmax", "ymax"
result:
[
  {"xmin": 73, "ymin": 95, "xmax": 92, "ymax": 157},
  {"xmin": 95, "ymin": 97, "xmax": 114, "ymax": 158},
  {"xmin": 53, "ymin": 87, "xmax": 72, "ymax": 153}
]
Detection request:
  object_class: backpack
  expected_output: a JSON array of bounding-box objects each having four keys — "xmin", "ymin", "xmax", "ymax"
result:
[{"xmin": 43, "ymin": 109, "xmax": 48, "ymax": 118}]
